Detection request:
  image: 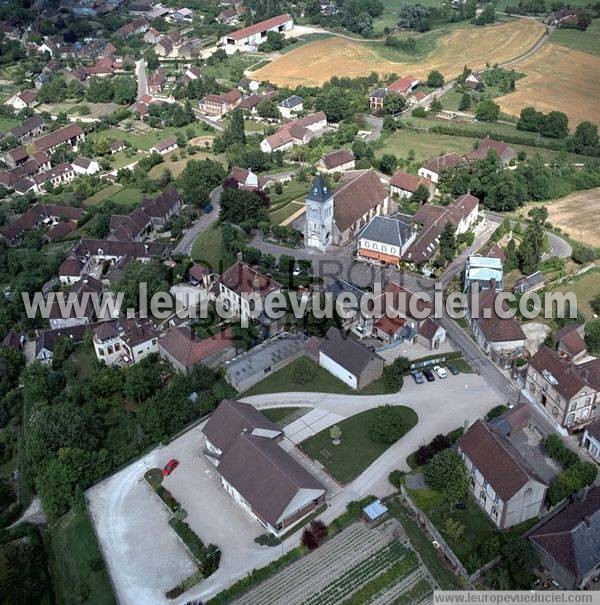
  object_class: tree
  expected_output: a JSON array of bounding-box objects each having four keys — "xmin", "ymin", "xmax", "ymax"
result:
[
  {"xmin": 112, "ymin": 76, "xmax": 137, "ymax": 105},
  {"xmin": 542, "ymin": 111, "xmax": 569, "ymax": 139},
  {"xmin": 423, "ymin": 449, "xmax": 468, "ymax": 504},
  {"xmin": 458, "ymin": 93, "xmax": 471, "ymax": 111},
  {"xmin": 0, "ymin": 346, "xmax": 24, "ymax": 398},
  {"xmin": 263, "ymin": 30, "xmax": 285, "ymax": 51},
  {"xmin": 474, "ymin": 3, "xmax": 495, "ymax": 25},
  {"xmin": 315, "ymin": 87, "xmax": 353, "ymax": 122},
  {"xmin": 123, "ymin": 357, "xmax": 162, "ymax": 403},
  {"xmin": 257, "ymin": 98, "xmax": 279, "ymax": 120},
  {"xmin": 436, "ymin": 222, "xmax": 457, "ymax": 266},
  {"xmin": 518, "ymin": 208, "xmax": 546, "ymax": 274},
  {"xmin": 573, "ymin": 121, "xmax": 598, "ymax": 147},
  {"xmin": 368, "ymin": 405, "xmax": 408, "ymax": 443},
  {"xmin": 500, "ymin": 534, "xmax": 538, "ymax": 589},
  {"xmin": 426, "ymin": 70, "xmax": 444, "ymax": 88},
  {"xmin": 411, "ymin": 183, "xmax": 431, "ymax": 205},
  {"xmin": 430, "ymin": 97, "xmax": 443, "ymax": 112},
  {"xmin": 475, "ymin": 99, "xmax": 500, "ymax": 122},
  {"xmin": 219, "ymin": 187, "xmax": 269, "ymax": 225},
  {"xmin": 378, "ymin": 153, "xmax": 397, "ymax": 175},
  {"xmin": 292, "ymin": 357, "xmax": 317, "ymax": 384},
  {"xmin": 179, "ymin": 158, "xmax": 226, "ymax": 207},
  {"xmin": 228, "ymin": 108, "xmax": 246, "ymax": 146},
  {"xmin": 518, "ymin": 106, "xmax": 543, "ymax": 133},
  {"xmin": 585, "ymin": 319, "xmax": 600, "ymax": 356},
  {"xmin": 383, "ymin": 92, "xmax": 406, "ymax": 115},
  {"xmin": 115, "ymin": 260, "xmax": 168, "ymax": 312},
  {"xmin": 330, "ymin": 425, "xmax": 342, "ymax": 444},
  {"xmin": 382, "ymin": 356, "xmax": 409, "ymax": 390}
]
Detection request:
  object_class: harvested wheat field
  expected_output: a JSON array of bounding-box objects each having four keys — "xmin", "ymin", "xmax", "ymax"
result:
[
  {"xmin": 252, "ymin": 20, "xmax": 545, "ymax": 86},
  {"xmin": 520, "ymin": 188, "xmax": 600, "ymax": 246},
  {"xmin": 497, "ymin": 43, "xmax": 600, "ymax": 126}
]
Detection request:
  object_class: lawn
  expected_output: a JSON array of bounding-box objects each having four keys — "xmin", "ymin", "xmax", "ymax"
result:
[
  {"xmin": 107, "ymin": 149, "xmax": 146, "ymax": 170},
  {"xmin": 299, "ymin": 406, "xmax": 418, "ymax": 484},
  {"xmin": 408, "ymin": 486, "xmax": 497, "ymax": 565},
  {"xmin": 242, "ymin": 356, "xmax": 399, "ymax": 397},
  {"xmin": 261, "ymin": 406, "xmax": 310, "ymax": 427},
  {"xmin": 268, "ymin": 200, "xmax": 304, "ymax": 226},
  {"xmin": 109, "ymin": 186, "xmax": 144, "ymax": 207},
  {"xmin": 388, "ymin": 499, "xmax": 462, "ymax": 590},
  {"xmin": 550, "ymin": 19, "xmax": 600, "ymax": 57},
  {"xmin": 0, "ymin": 116, "xmax": 19, "ymax": 131},
  {"xmin": 549, "ymin": 268, "xmax": 600, "ymax": 320},
  {"xmin": 148, "ymin": 150, "xmax": 224, "ymax": 179},
  {"xmin": 83, "ymin": 183, "xmax": 123, "ymax": 207},
  {"xmin": 47, "ymin": 503, "xmax": 116, "ymax": 605},
  {"xmin": 191, "ymin": 223, "xmax": 224, "ymax": 268}
]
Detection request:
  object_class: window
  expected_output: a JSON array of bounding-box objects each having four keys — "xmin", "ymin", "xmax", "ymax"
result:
[
  {"xmin": 107, "ymin": 346, "xmax": 113, "ymax": 355},
  {"xmin": 152, "ymin": 339, "xmax": 157, "ymax": 345},
  {"xmin": 532, "ymin": 371, "xmax": 537, "ymax": 381},
  {"xmin": 581, "ymin": 408, "xmax": 590, "ymax": 418},
  {"xmin": 566, "ymin": 413, "xmax": 575, "ymax": 425},
  {"xmin": 98, "ymin": 348, "xmax": 104, "ymax": 356},
  {"xmin": 264, "ymin": 366, "xmax": 271, "ymax": 374},
  {"xmin": 482, "ymin": 479, "xmax": 488, "ymax": 489},
  {"xmin": 115, "ymin": 343, "xmax": 120, "ymax": 351},
  {"xmin": 570, "ymin": 401, "xmax": 577, "ymax": 411},
  {"xmin": 469, "ymin": 476, "xmax": 475, "ymax": 489},
  {"xmin": 491, "ymin": 506, "xmax": 498, "ymax": 518},
  {"xmin": 479, "ymin": 491, "xmax": 486, "ymax": 504}
]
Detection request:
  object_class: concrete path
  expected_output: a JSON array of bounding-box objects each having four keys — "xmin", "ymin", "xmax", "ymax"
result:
[
  {"xmin": 10, "ymin": 496, "xmax": 47, "ymax": 527},
  {"xmin": 135, "ymin": 59, "xmax": 148, "ymax": 101}
]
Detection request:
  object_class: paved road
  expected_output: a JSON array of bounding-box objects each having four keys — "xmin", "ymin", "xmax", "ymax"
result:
[
  {"xmin": 500, "ymin": 20, "xmax": 553, "ymax": 67},
  {"xmin": 135, "ymin": 59, "xmax": 148, "ymax": 101},
  {"xmin": 193, "ymin": 110, "xmax": 225, "ymax": 132},
  {"xmin": 174, "ymin": 186, "xmax": 222, "ymax": 256},
  {"xmin": 363, "ymin": 115, "xmax": 383, "ymax": 141},
  {"xmin": 485, "ymin": 211, "xmax": 573, "ymax": 259}
]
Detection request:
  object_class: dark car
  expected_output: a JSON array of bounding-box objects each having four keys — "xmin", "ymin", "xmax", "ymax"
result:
[
  {"xmin": 411, "ymin": 370, "xmax": 425, "ymax": 384},
  {"xmin": 422, "ymin": 368, "xmax": 435, "ymax": 382},
  {"xmin": 447, "ymin": 363, "xmax": 460, "ymax": 375}
]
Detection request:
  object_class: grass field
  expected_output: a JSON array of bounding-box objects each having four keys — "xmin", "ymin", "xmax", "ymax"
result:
[
  {"xmin": 550, "ymin": 19, "xmax": 600, "ymax": 57},
  {"xmin": 518, "ymin": 187, "xmax": 600, "ymax": 246},
  {"xmin": 269, "ymin": 200, "xmax": 305, "ymax": 225},
  {"xmin": 252, "ymin": 20, "xmax": 545, "ymax": 86},
  {"xmin": 299, "ymin": 406, "xmax": 418, "ymax": 484},
  {"xmin": 497, "ymin": 43, "xmax": 600, "ymax": 127},
  {"xmin": 550, "ymin": 268, "xmax": 600, "ymax": 320},
  {"xmin": 109, "ymin": 187, "xmax": 144, "ymax": 206},
  {"xmin": 261, "ymin": 406, "xmax": 310, "ymax": 427},
  {"xmin": 191, "ymin": 223, "xmax": 224, "ymax": 268},
  {"xmin": 83, "ymin": 183, "xmax": 123, "ymax": 207},
  {"xmin": 0, "ymin": 116, "xmax": 19, "ymax": 131},
  {"xmin": 148, "ymin": 150, "xmax": 224, "ymax": 179},
  {"xmin": 47, "ymin": 504, "xmax": 116, "ymax": 605}
]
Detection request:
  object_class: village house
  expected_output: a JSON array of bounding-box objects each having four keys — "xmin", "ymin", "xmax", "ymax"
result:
[
  {"xmin": 149, "ymin": 135, "xmax": 178, "ymax": 156},
  {"xmin": 217, "ymin": 6, "xmax": 241, "ymax": 23},
  {"xmin": 464, "ymin": 137, "xmax": 516, "ymax": 167},
  {"xmin": 72, "ymin": 156, "xmax": 100, "ymax": 176},
  {"xmin": 31, "ymin": 162, "xmax": 76, "ymax": 192},
  {"xmin": 172, "ymin": 7, "xmax": 194, "ymax": 22},
  {"xmin": 48, "ymin": 275, "xmax": 104, "ymax": 329},
  {"xmin": 582, "ymin": 420, "xmax": 600, "ymax": 463},
  {"xmin": 465, "ymin": 288, "xmax": 525, "ymax": 365},
  {"xmin": 259, "ymin": 129, "xmax": 294, "ymax": 153},
  {"xmin": 309, "ymin": 326, "xmax": 384, "ymax": 390},
  {"xmin": 402, "ymin": 193, "xmax": 480, "ymax": 267},
  {"xmin": 554, "ymin": 323, "xmax": 587, "ymax": 362},
  {"xmin": 148, "ymin": 66, "xmax": 167, "ymax": 93},
  {"xmin": 457, "ymin": 419, "xmax": 548, "ymax": 529},
  {"xmin": 371, "ymin": 282, "xmax": 446, "ymax": 350},
  {"xmin": 220, "ymin": 14, "xmax": 294, "ymax": 51},
  {"xmin": 238, "ymin": 77, "xmax": 260, "ymax": 92},
  {"xmin": 34, "ymin": 324, "xmax": 92, "ymax": 364},
  {"xmin": 545, "ymin": 8, "xmax": 578, "ymax": 26},
  {"xmin": 5, "ymin": 89, "xmax": 37, "ymax": 111},
  {"xmin": 304, "ymin": 170, "xmax": 390, "ymax": 250},
  {"xmin": 316, "ymin": 149, "xmax": 356, "ymax": 175},
  {"xmin": 237, "ymin": 94, "xmax": 266, "ymax": 115},
  {"xmin": 202, "ymin": 399, "xmax": 326, "ymax": 536},
  {"xmin": 418, "ymin": 152, "xmax": 464, "ymax": 184},
  {"xmin": 529, "ymin": 486, "xmax": 600, "ymax": 589},
  {"xmin": 368, "ymin": 75, "xmax": 420, "ymax": 109},
  {"xmin": 525, "ymin": 346, "xmax": 600, "ymax": 433},
  {"xmin": 277, "ymin": 95, "xmax": 303, "ymax": 118},
  {"xmin": 9, "ymin": 115, "xmax": 46, "ymax": 143},
  {"xmin": 115, "ymin": 18, "xmax": 148, "ymax": 38},
  {"xmin": 217, "ymin": 259, "xmax": 282, "ymax": 329},
  {"xmin": 226, "ymin": 166, "xmax": 281, "ymax": 191},
  {"xmin": 159, "ymin": 326, "xmax": 236, "ymax": 373},
  {"xmin": 260, "ymin": 111, "xmax": 327, "ymax": 152},
  {"xmin": 187, "ymin": 263, "xmax": 214, "ymax": 288},
  {"xmin": 92, "ymin": 318, "xmax": 159, "ymax": 365},
  {"xmin": 0, "ymin": 151, "xmax": 51, "ymax": 196},
  {"xmin": 109, "ymin": 139, "xmax": 125, "ymax": 154},
  {"xmin": 389, "ymin": 170, "xmax": 434, "ymax": 200},
  {"xmin": 465, "ymin": 72, "xmax": 483, "ymax": 89},
  {"xmin": 224, "ymin": 333, "xmax": 307, "ymax": 392},
  {"xmin": 198, "ymin": 89, "xmax": 241, "ymax": 116},
  {"xmin": 143, "ymin": 27, "xmax": 161, "ymax": 44},
  {"xmin": 356, "ymin": 214, "xmax": 415, "ymax": 267}
]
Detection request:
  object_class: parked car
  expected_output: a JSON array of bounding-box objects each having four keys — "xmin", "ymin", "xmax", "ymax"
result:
[
  {"xmin": 434, "ymin": 365, "xmax": 448, "ymax": 379},
  {"xmin": 411, "ymin": 370, "xmax": 425, "ymax": 384},
  {"xmin": 422, "ymin": 368, "xmax": 435, "ymax": 382},
  {"xmin": 162, "ymin": 459, "xmax": 179, "ymax": 476},
  {"xmin": 447, "ymin": 363, "xmax": 460, "ymax": 375}
]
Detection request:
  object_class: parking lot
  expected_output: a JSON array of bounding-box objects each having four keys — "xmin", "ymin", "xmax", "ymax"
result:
[{"xmin": 87, "ymin": 423, "xmax": 339, "ymax": 605}]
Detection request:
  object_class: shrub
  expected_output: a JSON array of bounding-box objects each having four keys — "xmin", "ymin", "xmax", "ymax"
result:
[
  {"xmin": 388, "ymin": 469, "xmax": 405, "ymax": 488},
  {"xmin": 368, "ymin": 405, "xmax": 408, "ymax": 444},
  {"xmin": 486, "ymin": 405, "xmax": 508, "ymax": 421},
  {"xmin": 255, "ymin": 533, "xmax": 281, "ymax": 546},
  {"xmin": 292, "ymin": 358, "xmax": 317, "ymax": 384}
]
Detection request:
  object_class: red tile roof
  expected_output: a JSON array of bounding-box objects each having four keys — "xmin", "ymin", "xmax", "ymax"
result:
[{"xmin": 226, "ymin": 14, "xmax": 292, "ymax": 41}]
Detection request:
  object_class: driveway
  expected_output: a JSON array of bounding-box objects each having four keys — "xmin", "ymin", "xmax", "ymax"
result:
[
  {"xmin": 174, "ymin": 186, "xmax": 222, "ymax": 256},
  {"xmin": 135, "ymin": 59, "xmax": 148, "ymax": 101}
]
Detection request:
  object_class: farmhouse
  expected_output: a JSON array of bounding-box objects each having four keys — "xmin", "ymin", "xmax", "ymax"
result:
[
  {"xmin": 260, "ymin": 129, "xmax": 294, "ymax": 153},
  {"xmin": 368, "ymin": 76, "xmax": 420, "ymax": 110},
  {"xmin": 5, "ymin": 89, "xmax": 37, "ymax": 110},
  {"xmin": 72, "ymin": 156, "xmax": 100, "ymax": 175},
  {"xmin": 524, "ymin": 346, "xmax": 600, "ymax": 433},
  {"xmin": 418, "ymin": 152, "xmax": 464, "ymax": 183},
  {"xmin": 304, "ymin": 170, "xmax": 390, "ymax": 250},
  {"xmin": 529, "ymin": 486, "xmax": 600, "ymax": 589},
  {"xmin": 465, "ymin": 72, "xmax": 483, "ymax": 89},
  {"xmin": 356, "ymin": 214, "xmax": 415, "ymax": 267},
  {"xmin": 34, "ymin": 324, "xmax": 92, "ymax": 364},
  {"xmin": 9, "ymin": 115, "xmax": 46, "ymax": 142},
  {"xmin": 31, "ymin": 162, "xmax": 76, "ymax": 192},
  {"xmin": 316, "ymin": 149, "xmax": 355, "ymax": 174},
  {"xmin": 314, "ymin": 326, "xmax": 384, "ymax": 390},
  {"xmin": 464, "ymin": 137, "xmax": 516, "ymax": 166},
  {"xmin": 277, "ymin": 95, "xmax": 303, "ymax": 118},
  {"xmin": 198, "ymin": 89, "xmax": 241, "ymax": 116},
  {"xmin": 220, "ymin": 14, "xmax": 294, "ymax": 50},
  {"xmin": 48, "ymin": 275, "xmax": 103, "ymax": 329},
  {"xmin": 202, "ymin": 399, "xmax": 325, "ymax": 536},
  {"xmin": 389, "ymin": 170, "xmax": 434, "ymax": 200},
  {"xmin": 458, "ymin": 419, "xmax": 547, "ymax": 529}
]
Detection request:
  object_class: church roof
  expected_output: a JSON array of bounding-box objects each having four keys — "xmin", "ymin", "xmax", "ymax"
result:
[{"xmin": 307, "ymin": 173, "xmax": 332, "ymax": 204}]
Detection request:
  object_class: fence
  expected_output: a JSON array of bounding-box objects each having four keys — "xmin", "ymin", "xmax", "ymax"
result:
[{"xmin": 409, "ymin": 351, "xmax": 462, "ymax": 371}]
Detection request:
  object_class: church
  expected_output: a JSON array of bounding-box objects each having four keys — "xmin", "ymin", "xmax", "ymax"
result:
[{"xmin": 303, "ymin": 170, "xmax": 390, "ymax": 250}]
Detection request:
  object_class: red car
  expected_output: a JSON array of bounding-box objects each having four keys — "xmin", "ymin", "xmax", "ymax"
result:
[{"xmin": 162, "ymin": 459, "xmax": 179, "ymax": 476}]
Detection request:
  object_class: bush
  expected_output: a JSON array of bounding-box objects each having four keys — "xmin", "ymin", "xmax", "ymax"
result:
[
  {"xmin": 412, "ymin": 107, "xmax": 427, "ymax": 118},
  {"xmin": 388, "ymin": 469, "xmax": 405, "ymax": 488},
  {"xmin": 168, "ymin": 518, "xmax": 221, "ymax": 576},
  {"xmin": 486, "ymin": 405, "xmax": 508, "ymax": 420},
  {"xmin": 414, "ymin": 433, "xmax": 451, "ymax": 466},
  {"xmin": 255, "ymin": 533, "xmax": 281, "ymax": 546},
  {"xmin": 368, "ymin": 405, "xmax": 408, "ymax": 444},
  {"xmin": 292, "ymin": 358, "xmax": 317, "ymax": 384},
  {"xmin": 571, "ymin": 244, "xmax": 597, "ymax": 264}
]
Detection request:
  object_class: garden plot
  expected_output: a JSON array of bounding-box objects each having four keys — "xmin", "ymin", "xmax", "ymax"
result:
[{"xmin": 234, "ymin": 519, "xmax": 425, "ymax": 605}]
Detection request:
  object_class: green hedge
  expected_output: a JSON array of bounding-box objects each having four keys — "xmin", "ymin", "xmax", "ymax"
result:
[{"xmin": 168, "ymin": 518, "xmax": 221, "ymax": 576}]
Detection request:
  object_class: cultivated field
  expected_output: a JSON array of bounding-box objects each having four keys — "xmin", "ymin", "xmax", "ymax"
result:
[
  {"xmin": 496, "ymin": 43, "xmax": 600, "ymax": 127},
  {"xmin": 252, "ymin": 19, "xmax": 545, "ymax": 86},
  {"xmin": 519, "ymin": 187, "xmax": 600, "ymax": 246}
]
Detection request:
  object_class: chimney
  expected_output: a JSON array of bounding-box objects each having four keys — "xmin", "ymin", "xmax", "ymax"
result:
[{"xmin": 236, "ymin": 251, "xmax": 243, "ymax": 262}]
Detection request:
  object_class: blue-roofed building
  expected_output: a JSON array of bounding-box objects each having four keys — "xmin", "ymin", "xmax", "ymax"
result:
[
  {"xmin": 362, "ymin": 499, "xmax": 389, "ymax": 527},
  {"xmin": 464, "ymin": 255, "xmax": 503, "ymax": 292},
  {"xmin": 357, "ymin": 214, "xmax": 416, "ymax": 266}
]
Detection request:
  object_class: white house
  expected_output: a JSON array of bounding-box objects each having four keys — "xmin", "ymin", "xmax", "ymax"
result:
[
  {"xmin": 356, "ymin": 215, "xmax": 416, "ymax": 266},
  {"xmin": 582, "ymin": 421, "xmax": 600, "ymax": 462},
  {"xmin": 418, "ymin": 152, "xmax": 464, "ymax": 184},
  {"xmin": 220, "ymin": 14, "xmax": 293, "ymax": 51},
  {"xmin": 72, "ymin": 156, "xmax": 100, "ymax": 175},
  {"xmin": 92, "ymin": 318, "xmax": 159, "ymax": 366},
  {"xmin": 277, "ymin": 95, "xmax": 303, "ymax": 119}
]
